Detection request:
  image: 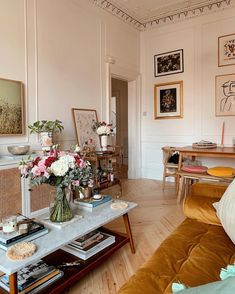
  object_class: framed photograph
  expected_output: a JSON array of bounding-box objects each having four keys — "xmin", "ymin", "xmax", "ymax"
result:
[
  {"xmin": 154, "ymin": 81, "xmax": 183, "ymax": 119},
  {"xmin": 72, "ymin": 108, "xmax": 101, "ymax": 149},
  {"xmin": 218, "ymin": 33, "xmax": 235, "ymax": 67},
  {"xmin": 0, "ymin": 78, "xmax": 24, "ymax": 136},
  {"xmin": 215, "ymin": 73, "xmax": 235, "ymax": 116},
  {"xmin": 154, "ymin": 49, "xmax": 184, "ymax": 77}
]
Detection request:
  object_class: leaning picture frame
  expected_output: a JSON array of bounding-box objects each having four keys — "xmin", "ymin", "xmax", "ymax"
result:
[
  {"xmin": 215, "ymin": 73, "xmax": 235, "ymax": 116},
  {"xmin": 218, "ymin": 33, "xmax": 235, "ymax": 67},
  {"xmin": 154, "ymin": 81, "xmax": 183, "ymax": 119},
  {"xmin": 0, "ymin": 78, "xmax": 24, "ymax": 136},
  {"xmin": 72, "ymin": 108, "xmax": 101, "ymax": 149},
  {"xmin": 154, "ymin": 49, "xmax": 184, "ymax": 77}
]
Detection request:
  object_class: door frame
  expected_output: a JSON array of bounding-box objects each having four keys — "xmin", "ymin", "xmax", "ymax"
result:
[{"xmin": 104, "ymin": 60, "xmax": 141, "ymax": 179}]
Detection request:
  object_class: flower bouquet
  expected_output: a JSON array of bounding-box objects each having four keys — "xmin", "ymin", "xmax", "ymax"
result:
[{"xmin": 19, "ymin": 146, "xmax": 95, "ymax": 223}]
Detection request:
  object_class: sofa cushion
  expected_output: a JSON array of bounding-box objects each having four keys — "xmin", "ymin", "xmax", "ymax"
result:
[
  {"xmin": 183, "ymin": 183, "xmax": 227, "ymax": 226},
  {"xmin": 118, "ymin": 218, "xmax": 235, "ymax": 294},
  {"xmin": 173, "ymin": 277, "xmax": 235, "ymax": 293},
  {"xmin": 214, "ymin": 178, "xmax": 235, "ymax": 245}
]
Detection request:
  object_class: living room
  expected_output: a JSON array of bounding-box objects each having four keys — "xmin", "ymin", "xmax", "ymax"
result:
[{"xmin": 0, "ymin": 0, "xmax": 235, "ymax": 293}]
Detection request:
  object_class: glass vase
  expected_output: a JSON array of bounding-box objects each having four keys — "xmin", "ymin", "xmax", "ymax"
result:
[{"xmin": 50, "ymin": 187, "xmax": 73, "ymax": 223}]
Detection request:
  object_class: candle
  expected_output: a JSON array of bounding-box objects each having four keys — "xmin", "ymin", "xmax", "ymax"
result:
[
  {"xmin": 2, "ymin": 215, "xmax": 17, "ymax": 234},
  {"xmin": 221, "ymin": 121, "xmax": 225, "ymax": 146}
]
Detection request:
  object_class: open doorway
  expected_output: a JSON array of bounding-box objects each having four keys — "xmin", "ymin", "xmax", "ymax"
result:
[{"xmin": 111, "ymin": 78, "xmax": 128, "ymax": 178}]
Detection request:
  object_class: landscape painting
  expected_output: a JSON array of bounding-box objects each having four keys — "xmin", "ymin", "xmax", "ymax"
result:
[{"xmin": 0, "ymin": 78, "xmax": 24, "ymax": 136}]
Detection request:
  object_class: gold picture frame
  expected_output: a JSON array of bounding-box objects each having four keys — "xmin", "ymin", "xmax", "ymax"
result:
[
  {"xmin": 215, "ymin": 73, "xmax": 235, "ymax": 116},
  {"xmin": 154, "ymin": 81, "xmax": 183, "ymax": 119},
  {"xmin": 0, "ymin": 77, "xmax": 24, "ymax": 136},
  {"xmin": 218, "ymin": 33, "xmax": 235, "ymax": 67},
  {"xmin": 72, "ymin": 108, "xmax": 101, "ymax": 149}
]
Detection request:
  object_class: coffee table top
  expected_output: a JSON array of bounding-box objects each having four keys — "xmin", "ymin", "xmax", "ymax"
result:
[{"xmin": 0, "ymin": 201, "xmax": 137, "ymax": 275}]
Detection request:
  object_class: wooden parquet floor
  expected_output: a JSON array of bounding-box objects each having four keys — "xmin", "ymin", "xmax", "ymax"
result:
[{"xmin": 67, "ymin": 179, "xmax": 185, "ymax": 294}]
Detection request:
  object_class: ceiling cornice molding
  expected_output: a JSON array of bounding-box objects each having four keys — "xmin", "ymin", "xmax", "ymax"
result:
[{"xmin": 91, "ymin": 0, "xmax": 233, "ymax": 31}]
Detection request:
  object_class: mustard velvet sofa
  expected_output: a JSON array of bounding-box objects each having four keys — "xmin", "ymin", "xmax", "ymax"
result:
[{"xmin": 118, "ymin": 183, "xmax": 235, "ymax": 294}]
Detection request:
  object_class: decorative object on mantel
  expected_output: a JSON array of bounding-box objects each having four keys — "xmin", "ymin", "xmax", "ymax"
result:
[
  {"xmin": 19, "ymin": 145, "xmax": 95, "ymax": 223},
  {"xmin": 92, "ymin": 121, "xmax": 113, "ymax": 151},
  {"xmin": 192, "ymin": 140, "xmax": 217, "ymax": 149},
  {"xmin": 7, "ymin": 145, "xmax": 30, "ymax": 155},
  {"xmin": 28, "ymin": 120, "xmax": 64, "ymax": 152},
  {"xmin": 0, "ymin": 78, "xmax": 24, "ymax": 136},
  {"xmin": 7, "ymin": 241, "xmax": 37, "ymax": 260}
]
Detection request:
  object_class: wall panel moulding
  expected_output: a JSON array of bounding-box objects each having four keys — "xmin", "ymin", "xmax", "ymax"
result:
[{"xmin": 91, "ymin": 0, "xmax": 233, "ymax": 31}]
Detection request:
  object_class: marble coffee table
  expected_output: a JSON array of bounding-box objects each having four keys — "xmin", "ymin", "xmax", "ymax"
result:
[{"xmin": 0, "ymin": 201, "xmax": 137, "ymax": 294}]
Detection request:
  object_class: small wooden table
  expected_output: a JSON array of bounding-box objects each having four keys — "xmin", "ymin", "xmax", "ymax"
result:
[{"xmin": 177, "ymin": 146, "xmax": 235, "ymax": 203}]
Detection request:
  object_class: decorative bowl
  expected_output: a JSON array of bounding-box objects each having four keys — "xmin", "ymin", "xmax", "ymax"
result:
[{"xmin": 7, "ymin": 145, "xmax": 30, "ymax": 155}]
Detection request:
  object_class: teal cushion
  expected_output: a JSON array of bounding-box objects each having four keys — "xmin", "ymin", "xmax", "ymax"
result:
[{"xmin": 172, "ymin": 277, "xmax": 235, "ymax": 293}]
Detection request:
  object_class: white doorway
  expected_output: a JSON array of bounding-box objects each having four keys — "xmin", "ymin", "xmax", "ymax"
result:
[{"xmin": 111, "ymin": 78, "xmax": 128, "ymax": 178}]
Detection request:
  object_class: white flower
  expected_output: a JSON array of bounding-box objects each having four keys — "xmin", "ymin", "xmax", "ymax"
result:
[
  {"xmin": 59, "ymin": 155, "xmax": 75, "ymax": 169},
  {"xmin": 97, "ymin": 125, "xmax": 111, "ymax": 135},
  {"xmin": 50, "ymin": 160, "xmax": 69, "ymax": 176},
  {"xmin": 74, "ymin": 145, "xmax": 81, "ymax": 153},
  {"xmin": 50, "ymin": 155, "xmax": 75, "ymax": 176}
]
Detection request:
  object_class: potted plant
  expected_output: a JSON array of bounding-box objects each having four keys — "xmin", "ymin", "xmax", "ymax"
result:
[{"xmin": 28, "ymin": 120, "xmax": 64, "ymax": 151}]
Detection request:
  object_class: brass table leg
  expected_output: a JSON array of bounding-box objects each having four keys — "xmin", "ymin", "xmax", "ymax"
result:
[
  {"xmin": 9, "ymin": 273, "xmax": 18, "ymax": 294},
  {"xmin": 123, "ymin": 213, "xmax": 135, "ymax": 254}
]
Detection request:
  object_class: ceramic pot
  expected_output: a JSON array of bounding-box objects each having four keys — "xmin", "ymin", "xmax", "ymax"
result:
[
  {"xmin": 39, "ymin": 132, "xmax": 53, "ymax": 151},
  {"xmin": 101, "ymin": 135, "xmax": 108, "ymax": 151}
]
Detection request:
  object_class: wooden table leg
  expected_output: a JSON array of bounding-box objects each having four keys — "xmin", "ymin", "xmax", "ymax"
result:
[
  {"xmin": 9, "ymin": 273, "xmax": 18, "ymax": 294},
  {"xmin": 123, "ymin": 213, "xmax": 135, "ymax": 254},
  {"xmin": 177, "ymin": 175, "xmax": 184, "ymax": 204}
]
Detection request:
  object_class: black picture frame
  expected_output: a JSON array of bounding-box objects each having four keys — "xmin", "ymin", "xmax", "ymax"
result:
[{"xmin": 154, "ymin": 49, "xmax": 184, "ymax": 77}]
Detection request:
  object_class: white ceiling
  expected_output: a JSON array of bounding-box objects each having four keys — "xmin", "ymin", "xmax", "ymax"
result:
[{"xmin": 107, "ymin": 0, "xmax": 221, "ymax": 22}]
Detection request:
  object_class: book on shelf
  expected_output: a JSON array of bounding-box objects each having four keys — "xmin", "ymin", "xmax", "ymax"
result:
[
  {"xmin": 0, "ymin": 222, "xmax": 45, "ymax": 245},
  {"xmin": 62, "ymin": 231, "xmax": 115, "ymax": 260},
  {"xmin": 0, "ymin": 227, "xmax": 48, "ymax": 251},
  {"xmin": 0, "ymin": 260, "xmax": 63, "ymax": 293},
  {"xmin": 74, "ymin": 195, "xmax": 112, "ymax": 211},
  {"xmin": 74, "ymin": 230, "xmax": 103, "ymax": 247}
]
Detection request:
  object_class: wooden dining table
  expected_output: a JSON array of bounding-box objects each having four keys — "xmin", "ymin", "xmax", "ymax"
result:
[{"xmin": 176, "ymin": 146, "xmax": 235, "ymax": 203}]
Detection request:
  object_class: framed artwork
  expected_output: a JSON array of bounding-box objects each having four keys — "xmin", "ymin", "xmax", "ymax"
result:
[
  {"xmin": 72, "ymin": 108, "xmax": 101, "ymax": 149},
  {"xmin": 0, "ymin": 78, "xmax": 24, "ymax": 136},
  {"xmin": 215, "ymin": 73, "xmax": 235, "ymax": 116},
  {"xmin": 154, "ymin": 49, "xmax": 184, "ymax": 77},
  {"xmin": 154, "ymin": 81, "xmax": 183, "ymax": 119},
  {"xmin": 218, "ymin": 33, "xmax": 235, "ymax": 67}
]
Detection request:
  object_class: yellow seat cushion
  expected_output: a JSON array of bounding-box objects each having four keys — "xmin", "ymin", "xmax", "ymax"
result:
[{"xmin": 207, "ymin": 166, "xmax": 235, "ymax": 177}]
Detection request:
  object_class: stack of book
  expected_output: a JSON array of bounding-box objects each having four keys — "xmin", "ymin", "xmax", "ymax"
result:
[
  {"xmin": 62, "ymin": 230, "xmax": 115, "ymax": 260},
  {"xmin": 74, "ymin": 195, "xmax": 112, "ymax": 211},
  {"xmin": 0, "ymin": 222, "xmax": 48, "ymax": 251},
  {"xmin": 0, "ymin": 260, "xmax": 63, "ymax": 293}
]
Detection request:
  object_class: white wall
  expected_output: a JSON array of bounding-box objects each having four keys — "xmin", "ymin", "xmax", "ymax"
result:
[
  {"xmin": 0, "ymin": 0, "xmax": 140, "ymax": 153},
  {"xmin": 141, "ymin": 8, "xmax": 235, "ymax": 180}
]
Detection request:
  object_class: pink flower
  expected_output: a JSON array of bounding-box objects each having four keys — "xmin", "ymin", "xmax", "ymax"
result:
[
  {"xmin": 72, "ymin": 180, "xmax": 80, "ymax": 186},
  {"xmin": 44, "ymin": 171, "xmax": 50, "ymax": 179},
  {"xmin": 79, "ymin": 159, "xmax": 86, "ymax": 168},
  {"xmin": 38, "ymin": 160, "xmax": 46, "ymax": 173},
  {"xmin": 31, "ymin": 165, "xmax": 41, "ymax": 176}
]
